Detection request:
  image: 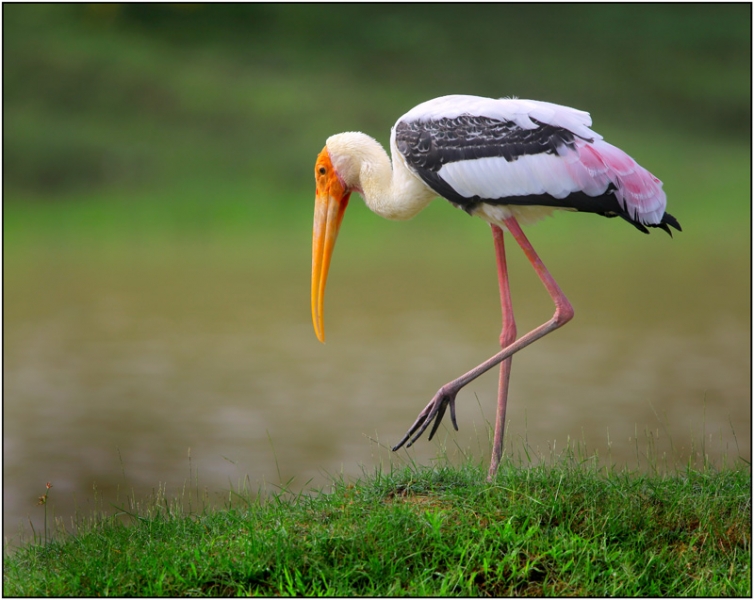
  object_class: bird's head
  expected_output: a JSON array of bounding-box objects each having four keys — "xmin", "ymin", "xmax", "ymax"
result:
[
  {"xmin": 312, "ymin": 144, "xmax": 352, "ymax": 343},
  {"xmin": 312, "ymin": 132, "xmax": 387, "ymax": 342}
]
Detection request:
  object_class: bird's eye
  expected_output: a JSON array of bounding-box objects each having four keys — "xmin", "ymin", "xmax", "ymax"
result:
[{"xmin": 318, "ymin": 166, "xmax": 326, "ymax": 175}]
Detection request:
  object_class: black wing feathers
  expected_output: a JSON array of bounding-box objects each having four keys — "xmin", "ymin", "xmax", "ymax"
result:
[
  {"xmin": 396, "ymin": 116, "xmax": 583, "ymax": 173},
  {"xmin": 394, "ymin": 116, "xmax": 681, "ymax": 236}
]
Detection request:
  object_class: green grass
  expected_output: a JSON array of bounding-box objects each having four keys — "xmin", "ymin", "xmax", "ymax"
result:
[{"xmin": 4, "ymin": 451, "xmax": 750, "ymax": 596}]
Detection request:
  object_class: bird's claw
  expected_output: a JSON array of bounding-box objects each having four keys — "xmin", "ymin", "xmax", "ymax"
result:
[{"xmin": 392, "ymin": 386, "xmax": 459, "ymax": 452}]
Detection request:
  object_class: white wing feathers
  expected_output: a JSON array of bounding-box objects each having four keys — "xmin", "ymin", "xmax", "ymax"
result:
[
  {"xmin": 397, "ymin": 95, "xmax": 599, "ymax": 141},
  {"xmin": 397, "ymin": 95, "xmax": 666, "ymax": 226}
]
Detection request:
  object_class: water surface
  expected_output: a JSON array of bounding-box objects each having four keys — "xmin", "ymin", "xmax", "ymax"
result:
[{"xmin": 4, "ymin": 223, "xmax": 749, "ymax": 545}]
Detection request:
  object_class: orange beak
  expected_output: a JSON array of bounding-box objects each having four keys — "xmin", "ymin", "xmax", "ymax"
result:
[{"xmin": 312, "ymin": 147, "xmax": 351, "ymax": 342}]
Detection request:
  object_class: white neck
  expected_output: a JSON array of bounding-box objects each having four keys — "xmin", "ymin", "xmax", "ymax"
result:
[{"xmin": 327, "ymin": 132, "xmax": 436, "ymax": 221}]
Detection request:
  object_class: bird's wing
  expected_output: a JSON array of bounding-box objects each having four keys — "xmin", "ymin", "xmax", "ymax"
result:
[
  {"xmin": 397, "ymin": 95, "xmax": 598, "ymax": 141},
  {"xmin": 393, "ymin": 96, "xmax": 672, "ymax": 231}
]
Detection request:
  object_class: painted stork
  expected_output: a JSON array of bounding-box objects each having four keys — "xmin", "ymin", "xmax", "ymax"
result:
[{"xmin": 311, "ymin": 95, "xmax": 680, "ymax": 479}]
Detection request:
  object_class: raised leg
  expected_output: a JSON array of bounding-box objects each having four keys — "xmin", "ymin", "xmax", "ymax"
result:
[
  {"xmin": 392, "ymin": 216, "xmax": 574, "ymax": 473},
  {"xmin": 489, "ymin": 224, "xmax": 516, "ymax": 480}
]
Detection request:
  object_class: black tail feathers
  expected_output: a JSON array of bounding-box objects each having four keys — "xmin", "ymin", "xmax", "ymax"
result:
[{"xmin": 623, "ymin": 211, "xmax": 682, "ymax": 236}]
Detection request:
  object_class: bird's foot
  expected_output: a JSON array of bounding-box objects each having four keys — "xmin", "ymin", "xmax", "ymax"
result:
[{"xmin": 392, "ymin": 385, "xmax": 459, "ymax": 451}]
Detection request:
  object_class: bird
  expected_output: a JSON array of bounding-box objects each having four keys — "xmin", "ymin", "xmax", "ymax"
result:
[{"xmin": 311, "ymin": 94, "xmax": 680, "ymax": 480}]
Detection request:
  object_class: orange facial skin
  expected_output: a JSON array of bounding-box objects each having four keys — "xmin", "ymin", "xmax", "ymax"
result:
[{"xmin": 312, "ymin": 148, "xmax": 351, "ymax": 342}]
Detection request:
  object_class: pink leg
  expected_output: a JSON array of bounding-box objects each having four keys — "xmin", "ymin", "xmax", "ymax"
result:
[
  {"xmin": 392, "ymin": 216, "xmax": 574, "ymax": 479},
  {"xmin": 489, "ymin": 224, "xmax": 516, "ymax": 480}
]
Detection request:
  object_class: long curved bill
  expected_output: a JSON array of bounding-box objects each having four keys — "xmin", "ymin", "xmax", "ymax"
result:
[{"xmin": 312, "ymin": 148, "xmax": 351, "ymax": 342}]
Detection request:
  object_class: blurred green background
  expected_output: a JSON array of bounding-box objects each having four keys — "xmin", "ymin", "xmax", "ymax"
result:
[
  {"xmin": 3, "ymin": 3, "xmax": 751, "ymax": 243},
  {"xmin": 4, "ymin": 4, "xmax": 751, "ymax": 541}
]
